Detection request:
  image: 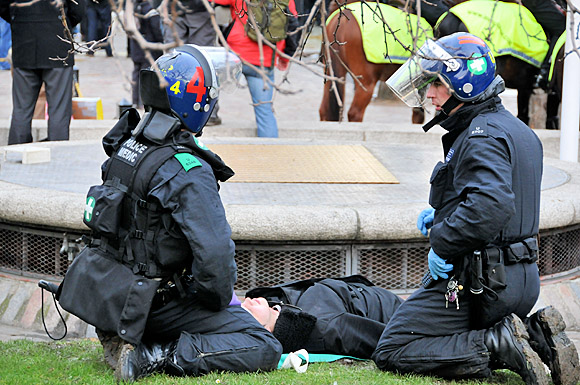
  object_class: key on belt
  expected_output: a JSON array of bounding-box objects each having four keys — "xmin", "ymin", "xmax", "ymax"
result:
[{"xmin": 445, "ymin": 276, "xmax": 463, "ymax": 310}]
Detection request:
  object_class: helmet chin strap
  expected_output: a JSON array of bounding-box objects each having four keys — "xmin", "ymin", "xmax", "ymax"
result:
[{"xmin": 422, "ymin": 96, "xmax": 462, "ymax": 132}]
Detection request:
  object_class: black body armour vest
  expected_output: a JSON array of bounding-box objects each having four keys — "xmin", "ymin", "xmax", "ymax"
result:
[
  {"xmin": 85, "ymin": 136, "xmax": 189, "ymax": 279},
  {"xmin": 110, "ymin": 136, "xmax": 192, "ymax": 278},
  {"xmin": 83, "ymin": 109, "xmax": 234, "ymax": 279}
]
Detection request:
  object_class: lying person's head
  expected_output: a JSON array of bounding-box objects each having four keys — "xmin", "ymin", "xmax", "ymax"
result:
[{"xmin": 241, "ymin": 297, "xmax": 317, "ymax": 352}]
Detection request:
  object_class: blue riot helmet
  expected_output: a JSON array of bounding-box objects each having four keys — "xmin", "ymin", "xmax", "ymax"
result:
[
  {"xmin": 140, "ymin": 44, "xmax": 219, "ymax": 134},
  {"xmin": 386, "ymin": 32, "xmax": 500, "ymax": 108}
]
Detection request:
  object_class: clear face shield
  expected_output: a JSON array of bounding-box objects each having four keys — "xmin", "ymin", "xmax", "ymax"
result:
[
  {"xmin": 386, "ymin": 40, "xmax": 460, "ymax": 108},
  {"xmin": 199, "ymin": 46, "xmax": 243, "ymax": 93}
]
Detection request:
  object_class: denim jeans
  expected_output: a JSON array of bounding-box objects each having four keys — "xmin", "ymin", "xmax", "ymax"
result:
[{"xmin": 242, "ymin": 64, "xmax": 278, "ymax": 138}]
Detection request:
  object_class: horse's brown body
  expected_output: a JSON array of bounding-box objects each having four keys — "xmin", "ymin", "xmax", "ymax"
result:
[{"xmin": 319, "ymin": 8, "xmax": 425, "ymax": 123}]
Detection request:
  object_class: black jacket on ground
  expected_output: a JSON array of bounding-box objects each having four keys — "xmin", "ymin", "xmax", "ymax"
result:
[
  {"xmin": 1, "ymin": 0, "xmax": 85, "ymax": 68},
  {"xmin": 246, "ymin": 275, "xmax": 403, "ymax": 358}
]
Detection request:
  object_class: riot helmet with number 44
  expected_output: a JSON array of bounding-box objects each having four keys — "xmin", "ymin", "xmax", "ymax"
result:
[{"xmin": 140, "ymin": 45, "xmax": 219, "ymax": 134}]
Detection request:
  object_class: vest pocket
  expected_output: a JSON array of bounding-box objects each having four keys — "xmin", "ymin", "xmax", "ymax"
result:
[
  {"xmin": 428, "ymin": 161, "xmax": 449, "ymax": 209},
  {"xmin": 83, "ymin": 184, "xmax": 126, "ymax": 237}
]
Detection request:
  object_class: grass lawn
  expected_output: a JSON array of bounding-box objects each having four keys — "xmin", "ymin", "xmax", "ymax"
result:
[{"xmin": 0, "ymin": 338, "xmax": 529, "ymax": 385}]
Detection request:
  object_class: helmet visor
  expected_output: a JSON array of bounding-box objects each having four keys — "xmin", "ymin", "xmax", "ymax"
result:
[
  {"xmin": 386, "ymin": 40, "xmax": 460, "ymax": 107},
  {"xmin": 386, "ymin": 57, "xmax": 435, "ymax": 108},
  {"xmin": 200, "ymin": 46, "xmax": 242, "ymax": 92}
]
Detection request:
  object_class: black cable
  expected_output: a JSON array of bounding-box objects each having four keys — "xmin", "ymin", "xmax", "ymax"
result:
[{"xmin": 40, "ymin": 286, "xmax": 67, "ymax": 341}]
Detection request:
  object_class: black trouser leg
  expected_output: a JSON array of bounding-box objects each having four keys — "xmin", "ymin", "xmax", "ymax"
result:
[
  {"xmin": 372, "ymin": 262, "xmax": 540, "ymax": 380},
  {"xmin": 373, "ymin": 280, "xmax": 491, "ymax": 379},
  {"xmin": 9, "ymin": 68, "xmax": 42, "ymax": 144},
  {"xmin": 44, "ymin": 67, "xmax": 73, "ymax": 141}
]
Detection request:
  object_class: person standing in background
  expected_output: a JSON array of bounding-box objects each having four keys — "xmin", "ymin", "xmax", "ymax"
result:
[
  {"xmin": 163, "ymin": 0, "xmax": 222, "ymax": 125},
  {"xmin": 129, "ymin": 0, "xmax": 163, "ymax": 109},
  {"xmin": 1, "ymin": 0, "xmax": 86, "ymax": 145},
  {"xmin": 86, "ymin": 0, "xmax": 113, "ymax": 57},
  {"xmin": 212, "ymin": 0, "xmax": 298, "ymax": 137}
]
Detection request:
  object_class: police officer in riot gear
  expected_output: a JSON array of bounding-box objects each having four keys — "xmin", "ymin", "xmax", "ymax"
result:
[
  {"xmin": 373, "ymin": 33, "xmax": 579, "ymax": 385},
  {"xmin": 57, "ymin": 45, "xmax": 281, "ymax": 381}
]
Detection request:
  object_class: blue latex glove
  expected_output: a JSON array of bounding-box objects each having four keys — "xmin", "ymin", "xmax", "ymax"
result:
[
  {"xmin": 428, "ymin": 248, "xmax": 453, "ymax": 280},
  {"xmin": 417, "ymin": 207, "xmax": 435, "ymax": 236}
]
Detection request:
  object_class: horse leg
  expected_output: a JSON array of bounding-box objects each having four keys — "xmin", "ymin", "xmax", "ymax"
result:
[
  {"xmin": 546, "ymin": 90, "xmax": 560, "ymax": 129},
  {"xmin": 347, "ymin": 77, "xmax": 375, "ymax": 122},
  {"xmin": 319, "ymin": 14, "xmax": 348, "ymax": 122},
  {"xmin": 319, "ymin": 44, "xmax": 346, "ymax": 122},
  {"xmin": 320, "ymin": 78, "xmax": 346, "ymax": 121},
  {"xmin": 546, "ymin": 47, "xmax": 564, "ymax": 130},
  {"xmin": 516, "ymin": 88, "xmax": 532, "ymax": 126}
]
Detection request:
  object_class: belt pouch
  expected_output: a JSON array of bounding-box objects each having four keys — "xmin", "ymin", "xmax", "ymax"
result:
[{"xmin": 484, "ymin": 248, "xmax": 507, "ymax": 292}]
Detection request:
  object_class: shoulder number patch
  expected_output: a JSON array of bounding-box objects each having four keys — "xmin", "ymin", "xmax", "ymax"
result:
[
  {"xmin": 469, "ymin": 126, "xmax": 487, "ymax": 137},
  {"xmin": 468, "ymin": 116, "xmax": 489, "ymax": 138},
  {"xmin": 174, "ymin": 153, "xmax": 202, "ymax": 172}
]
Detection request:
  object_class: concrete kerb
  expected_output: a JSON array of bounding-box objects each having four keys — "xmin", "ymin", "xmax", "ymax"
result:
[{"xmin": 0, "ymin": 118, "xmax": 567, "ymax": 152}]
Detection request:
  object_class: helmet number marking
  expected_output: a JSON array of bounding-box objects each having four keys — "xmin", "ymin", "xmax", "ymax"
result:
[
  {"xmin": 169, "ymin": 80, "xmax": 182, "ymax": 95},
  {"xmin": 186, "ymin": 66, "xmax": 206, "ymax": 103}
]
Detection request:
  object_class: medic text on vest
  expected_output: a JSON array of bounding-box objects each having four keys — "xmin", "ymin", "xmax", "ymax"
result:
[{"xmin": 117, "ymin": 139, "xmax": 148, "ymax": 164}]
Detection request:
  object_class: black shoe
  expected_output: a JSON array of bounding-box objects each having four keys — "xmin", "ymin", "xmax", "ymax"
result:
[
  {"xmin": 95, "ymin": 329, "xmax": 126, "ymax": 369},
  {"xmin": 484, "ymin": 314, "xmax": 550, "ymax": 385},
  {"xmin": 526, "ymin": 306, "xmax": 580, "ymax": 385},
  {"xmin": 114, "ymin": 341, "xmax": 184, "ymax": 382}
]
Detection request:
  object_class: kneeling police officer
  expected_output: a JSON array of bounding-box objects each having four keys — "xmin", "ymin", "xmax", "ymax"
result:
[
  {"xmin": 56, "ymin": 45, "xmax": 282, "ymax": 381},
  {"xmin": 372, "ymin": 33, "xmax": 579, "ymax": 385}
]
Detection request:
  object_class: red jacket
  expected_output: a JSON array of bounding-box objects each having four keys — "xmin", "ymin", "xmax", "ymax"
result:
[{"xmin": 213, "ymin": 0, "xmax": 296, "ymax": 67}]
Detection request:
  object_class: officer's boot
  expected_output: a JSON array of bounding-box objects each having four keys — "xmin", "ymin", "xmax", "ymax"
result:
[
  {"xmin": 484, "ymin": 314, "xmax": 550, "ymax": 385},
  {"xmin": 525, "ymin": 306, "xmax": 580, "ymax": 385},
  {"xmin": 95, "ymin": 328, "xmax": 126, "ymax": 369},
  {"xmin": 114, "ymin": 341, "xmax": 185, "ymax": 382}
]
